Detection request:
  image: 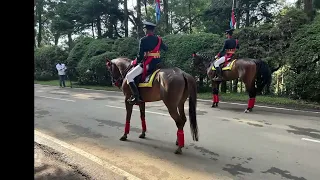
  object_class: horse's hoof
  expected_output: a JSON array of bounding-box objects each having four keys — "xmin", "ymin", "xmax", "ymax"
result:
[
  {"xmin": 139, "ymin": 133, "xmax": 146, "ymax": 139},
  {"xmin": 174, "ymin": 147, "xmax": 182, "ymax": 154},
  {"xmin": 120, "ymin": 134, "xmax": 127, "ymax": 141},
  {"xmin": 211, "ymin": 103, "xmax": 218, "ymax": 108}
]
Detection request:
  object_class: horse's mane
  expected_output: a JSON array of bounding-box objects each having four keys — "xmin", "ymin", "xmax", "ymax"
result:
[
  {"xmin": 195, "ymin": 52, "xmax": 216, "ymax": 62},
  {"xmin": 111, "ymin": 57, "xmax": 131, "ymax": 63},
  {"xmin": 110, "ymin": 57, "xmax": 132, "ymax": 75}
]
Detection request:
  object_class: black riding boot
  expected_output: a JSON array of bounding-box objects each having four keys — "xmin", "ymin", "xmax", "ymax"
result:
[
  {"xmin": 127, "ymin": 82, "xmax": 143, "ymax": 104},
  {"xmin": 215, "ymin": 67, "xmax": 223, "ymax": 79}
]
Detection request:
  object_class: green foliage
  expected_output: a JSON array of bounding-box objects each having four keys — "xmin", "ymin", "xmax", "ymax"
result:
[
  {"xmin": 81, "ymin": 38, "xmax": 114, "ymax": 61},
  {"xmin": 112, "ymin": 37, "xmax": 139, "ymax": 59},
  {"xmin": 34, "ymin": 46, "xmax": 68, "ymax": 80},
  {"xmin": 284, "ymin": 14, "xmax": 320, "ymax": 101},
  {"xmin": 77, "ymin": 51, "xmax": 119, "ymax": 85},
  {"xmin": 162, "ymin": 33, "xmax": 223, "ymax": 73},
  {"xmin": 66, "ymin": 37, "xmax": 94, "ymax": 79}
]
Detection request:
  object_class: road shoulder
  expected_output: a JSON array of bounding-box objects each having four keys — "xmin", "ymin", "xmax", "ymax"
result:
[{"xmin": 35, "ymin": 130, "xmax": 139, "ymax": 180}]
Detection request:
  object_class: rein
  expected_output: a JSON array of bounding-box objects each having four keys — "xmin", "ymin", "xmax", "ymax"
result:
[{"xmin": 110, "ymin": 62, "xmax": 133, "ymax": 88}]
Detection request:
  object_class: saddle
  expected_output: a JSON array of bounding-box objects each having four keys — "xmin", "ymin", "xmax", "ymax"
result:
[{"xmin": 133, "ymin": 62, "xmax": 162, "ymax": 87}]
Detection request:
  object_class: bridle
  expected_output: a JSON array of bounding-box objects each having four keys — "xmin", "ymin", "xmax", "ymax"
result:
[
  {"xmin": 193, "ymin": 53, "xmax": 213, "ymax": 72},
  {"xmin": 106, "ymin": 60, "xmax": 133, "ymax": 88}
]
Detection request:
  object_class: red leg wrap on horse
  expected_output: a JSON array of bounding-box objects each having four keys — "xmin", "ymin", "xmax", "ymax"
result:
[
  {"xmin": 177, "ymin": 130, "xmax": 185, "ymax": 147},
  {"xmin": 213, "ymin": 94, "xmax": 219, "ymax": 103},
  {"xmin": 248, "ymin": 98, "xmax": 256, "ymax": 108},
  {"xmin": 125, "ymin": 121, "xmax": 130, "ymax": 134},
  {"xmin": 141, "ymin": 118, "xmax": 147, "ymax": 132}
]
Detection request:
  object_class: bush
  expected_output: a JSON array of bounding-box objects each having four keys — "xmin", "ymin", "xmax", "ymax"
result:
[
  {"xmin": 112, "ymin": 37, "xmax": 139, "ymax": 59},
  {"xmin": 34, "ymin": 71, "xmax": 56, "ymax": 81},
  {"xmin": 66, "ymin": 37, "xmax": 94, "ymax": 79},
  {"xmin": 82, "ymin": 38, "xmax": 115, "ymax": 61},
  {"xmin": 285, "ymin": 15, "xmax": 320, "ymax": 102},
  {"xmin": 162, "ymin": 33, "xmax": 223, "ymax": 73},
  {"xmin": 34, "ymin": 46, "xmax": 68, "ymax": 80},
  {"xmin": 77, "ymin": 51, "xmax": 119, "ymax": 85}
]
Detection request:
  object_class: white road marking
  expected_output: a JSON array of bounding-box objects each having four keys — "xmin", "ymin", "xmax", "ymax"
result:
[
  {"xmin": 310, "ymin": 131, "xmax": 320, "ymax": 135},
  {"xmin": 35, "ymin": 96, "xmax": 75, "ymax": 102},
  {"xmin": 105, "ymin": 105, "xmax": 170, "ymax": 116},
  {"xmin": 35, "ymin": 84, "xmax": 320, "ymax": 114},
  {"xmin": 196, "ymin": 99, "xmax": 320, "ymax": 114},
  {"xmin": 301, "ymin": 138, "xmax": 320, "ymax": 143},
  {"xmin": 34, "ymin": 130, "xmax": 141, "ymax": 180}
]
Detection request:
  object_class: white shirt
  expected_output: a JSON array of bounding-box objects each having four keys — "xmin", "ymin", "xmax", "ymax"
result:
[{"xmin": 56, "ymin": 63, "xmax": 67, "ymax": 75}]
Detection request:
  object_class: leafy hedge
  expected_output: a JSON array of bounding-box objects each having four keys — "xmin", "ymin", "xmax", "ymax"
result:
[
  {"xmin": 284, "ymin": 15, "xmax": 320, "ymax": 102},
  {"xmin": 64, "ymin": 33, "xmax": 223, "ymax": 85},
  {"xmin": 34, "ymin": 46, "xmax": 68, "ymax": 80},
  {"xmin": 162, "ymin": 33, "xmax": 223, "ymax": 73}
]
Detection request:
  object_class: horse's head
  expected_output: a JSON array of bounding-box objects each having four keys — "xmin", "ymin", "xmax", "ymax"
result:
[
  {"xmin": 105, "ymin": 57, "xmax": 131, "ymax": 88},
  {"xmin": 191, "ymin": 52, "xmax": 215, "ymax": 75}
]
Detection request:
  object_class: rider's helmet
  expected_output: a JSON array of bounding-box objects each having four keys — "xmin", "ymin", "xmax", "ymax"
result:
[
  {"xmin": 143, "ymin": 21, "xmax": 157, "ymax": 31},
  {"xmin": 225, "ymin": 29, "xmax": 234, "ymax": 36}
]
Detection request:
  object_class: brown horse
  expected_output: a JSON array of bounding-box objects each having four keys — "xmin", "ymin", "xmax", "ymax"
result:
[
  {"xmin": 192, "ymin": 52, "xmax": 272, "ymax": 113},
  {"xmin": 105, "ymin": 57, "xmax": 199, "ymax": 154}
]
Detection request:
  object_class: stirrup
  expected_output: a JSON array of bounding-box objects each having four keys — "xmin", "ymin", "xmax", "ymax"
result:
[{"xmin": 127, "ymin": 96, "xmax": 143, "ymax": 104}]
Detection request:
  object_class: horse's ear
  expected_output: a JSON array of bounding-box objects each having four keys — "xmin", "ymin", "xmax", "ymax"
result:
[{"xmin": 106, "ymin": 58, "xmax": 111, "ymax": 67}]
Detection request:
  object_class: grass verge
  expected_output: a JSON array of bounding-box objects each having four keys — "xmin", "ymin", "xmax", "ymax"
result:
[{"xmin": 35, "ymin": 80, "xmax": 320, "ymax": 110}]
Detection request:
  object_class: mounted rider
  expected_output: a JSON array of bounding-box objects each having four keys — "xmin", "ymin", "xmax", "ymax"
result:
[
  {"xmin": 214, "ymin": 28, "xmax": 239, "ymax": 80},
  {"xmin": 125, "ymin": 21, "xmax": 168, "ymax": 104}
]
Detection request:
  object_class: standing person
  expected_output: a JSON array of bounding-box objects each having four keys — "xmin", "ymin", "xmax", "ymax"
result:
[{"xmin": 56, "ymin": 61, "xmax": 67, "ymax": 88}]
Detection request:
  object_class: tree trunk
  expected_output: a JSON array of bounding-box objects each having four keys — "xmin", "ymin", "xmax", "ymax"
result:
[
  {"xmin": 67, "ymin": 32, "xmax": 73, "ymax": 50},
  {"xmin": 91, "ymin": 21, "xmax": 95, "ymax": 38},
  {"xmin": 188, "ymin": 0, "xmax": 192, "ymax": 34},
  {"xmin": 163, "ymin": 0, "xmax": 169, "ymax": 33},
  {"xmin": 245, "ymin": 2, "xmax": 250, "ymax": 27},
  {"xmin": 97, "ymin": 16, "xmax": 102, "ymax": 38},
  {"xmin": 36, "ymin": 1, "xmax": 43, "ymax": 47},
  {"xmin": 170, "ymin": 10, "xmax": 173, "ymax": 34},
  {"xmin": 107, "ymin": 16, "xmax": 114, "ymax": 38},
  {"xmin": 304, "ymin": 0, "xmax": 314, "ymax": 19},
  {"xmin": 236, "ymin": 0, "xmax": 240, "ymax": 29},
  {"xmin": 124, "ymin": 0, "xmax": 128, "ymax": 37},
  {"xmin": 54, "ymin": 33, "xmax": 60, "ymax": 46},
  {"xmin": 136, "ymin": 0, "xmax": 144, "ymax": 37},
  {"xmin": 34, "ymin": 28, "xmax": 37, "ymax": 47}
]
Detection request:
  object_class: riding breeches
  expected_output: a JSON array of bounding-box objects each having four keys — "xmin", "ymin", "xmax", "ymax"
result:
[
  {"xmin": 214, "ymin": 56, "xmax": 230, "ymax": 67},
  {"xmin": 126, "ymin": 64, "xmax": 149, "ymax": 83}
]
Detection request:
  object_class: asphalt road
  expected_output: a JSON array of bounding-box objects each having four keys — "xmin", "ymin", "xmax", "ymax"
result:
[{"xmin": 34, "ymin": 84, "xmax": 320, "ymax": 180}]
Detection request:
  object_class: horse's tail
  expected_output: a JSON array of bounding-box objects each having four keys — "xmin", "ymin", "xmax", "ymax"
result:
[
  {"xmin": 182, "ymin": 72, "xmax": 199, "ymax": 141},
  {"xmin": 254, "ymin": 59, "xmax": 272, "ymax": 94}
]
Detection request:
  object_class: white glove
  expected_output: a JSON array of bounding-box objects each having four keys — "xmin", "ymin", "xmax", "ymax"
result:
[{"xmin": 215, "ymin": 55, "xmax": 218, "ymax": 59}]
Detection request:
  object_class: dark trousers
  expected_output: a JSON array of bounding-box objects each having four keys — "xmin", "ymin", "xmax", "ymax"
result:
[{"xmin": 59, "ymin": 75, "xmax": 66, "ymax": 87}]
